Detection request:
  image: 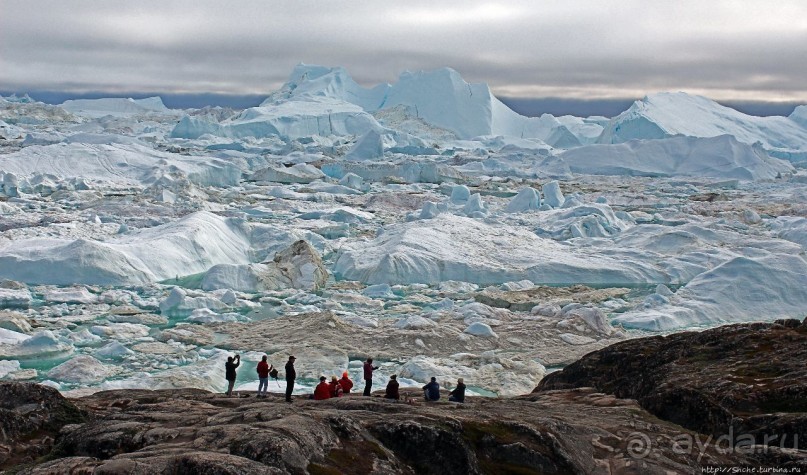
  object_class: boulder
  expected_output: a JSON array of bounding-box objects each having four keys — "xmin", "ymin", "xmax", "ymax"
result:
[{"xmin": 0, "ymin": 382, "xmax": 86, "ymax": 466}]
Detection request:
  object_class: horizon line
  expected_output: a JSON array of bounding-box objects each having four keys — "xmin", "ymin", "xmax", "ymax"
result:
[{"xmin": 1, "ymin": 89, "xmax": 802, "ymax": 118}]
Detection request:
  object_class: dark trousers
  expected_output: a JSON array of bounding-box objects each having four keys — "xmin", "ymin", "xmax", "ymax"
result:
[
  {"xmin": 363, "ymin": 380, "xmax": 372, "ymax": 396},
  {"xmin": 285, "ymin": 380, "xmax": 294, "ymax": 401},
  {"xmin": 226, "ymin": 379, "xmax": 235, "ymax": 396}
]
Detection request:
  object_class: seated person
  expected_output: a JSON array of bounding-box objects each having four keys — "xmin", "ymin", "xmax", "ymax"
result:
[
  {"xmin": 339, "ymin": 371, "xmax": 354, "ymax": 394},
  {"xmin": 313, "ymin": 376, "xmax": 331, "ymax": 400},
  {"xmin": 422, "ymin": 377, "xmax": 440, "ymax": 401},
  {"xmin": 449, "ymin": 378, "xmax": 466, "ymax": 403},
  {"xmin": 329, "ymin": 376, "xmax": 343, "ymax": 398},
  {"xmin": 384, "ymin": 374, "xmax": 400, "ymax": 400}
]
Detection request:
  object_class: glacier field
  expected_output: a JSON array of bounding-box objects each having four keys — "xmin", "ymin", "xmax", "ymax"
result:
[{"xmin": 1, "ymin": 64, "xmax": 806, "ymax": 398}]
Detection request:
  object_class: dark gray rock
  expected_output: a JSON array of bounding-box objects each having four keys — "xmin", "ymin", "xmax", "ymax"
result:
[
  {"xmin": 536, "ymin": 321, "xmax": 807, "ymax": 452},
  {"xmin": 2, "ymin": 385, "xmax": 769, "ymax": 474}
]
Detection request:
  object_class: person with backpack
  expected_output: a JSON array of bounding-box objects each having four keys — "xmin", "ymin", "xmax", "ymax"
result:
[
  {"xmin": 363, "ymin": 358, "xmax": 379, "ymax": 396},
  {"xmin": 225, "ymin": 354, "xmax": 240, "ymax": 396},
  {"xmin": 313, "ymin": 376, "xmax": 331, "ymax": 400},
  {"xmin": 449, "ymin": 377, "xmax": 466, "ymax": 403},
  {"xmin": 329, "ymin": 376, "xmax": 343, "ymax": 398},
  {"xmin": 284, "ymin": 355, "xmax": 296, "ymax": 402},
  {"xmin": 339, "ymin": 371, "xmax": 353, "ymax": 395},
  {"xmin": 256, "ymin": 355, "xmax": 273, "ymax": 398},
  {"xmin": 384, "ymin": 374, "xmax": 400, "ymax": 400},
  {"xmin": 423, "ymin": 377, "xmax": 440, "ymax": 401}
]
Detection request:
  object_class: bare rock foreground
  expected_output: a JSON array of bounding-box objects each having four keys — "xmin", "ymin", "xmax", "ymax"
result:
[{"xmin": 1, "ymin": 319, "xmax": 806, "ymax": 474}]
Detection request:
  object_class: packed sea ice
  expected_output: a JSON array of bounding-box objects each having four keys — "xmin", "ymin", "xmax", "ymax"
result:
[{"xmin": 1, "ymin": 65, "xmax": 806, "ymax": 397}]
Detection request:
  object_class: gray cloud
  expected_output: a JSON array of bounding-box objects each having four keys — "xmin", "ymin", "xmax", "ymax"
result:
[{"xmin": 1, "ymin": 0, "xmax": 806, "ymax": 102}]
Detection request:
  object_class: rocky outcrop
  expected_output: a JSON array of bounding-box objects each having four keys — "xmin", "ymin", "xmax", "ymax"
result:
[
  {"xmin": 536, "ymin": 318, "xmax": 807, "ymax": 451},
  {"xmin": 0, "ymin": 382, "xmax": 87, "ymax": 467},
  {"xmin": 0, "ymin": 384, "xmax": 766, "ymax": 474}
]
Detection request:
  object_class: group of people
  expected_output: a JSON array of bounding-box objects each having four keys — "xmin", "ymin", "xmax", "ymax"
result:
[
  {"xmin": 420, "ymin": 376, "xmax": 466, "ymax": 403},
  {"xmin": 313, "ymin": 373, "xmax": 354, "ymax": 400},
  {"xmin": 224, "ymin": 355, "xmax": 466, "ymax": 403}
]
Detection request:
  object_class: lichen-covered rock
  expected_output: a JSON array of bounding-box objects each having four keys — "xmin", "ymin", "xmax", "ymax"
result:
[{"xmin": 536, "ymin": 320, "xmax": 807, "ymax": 449}]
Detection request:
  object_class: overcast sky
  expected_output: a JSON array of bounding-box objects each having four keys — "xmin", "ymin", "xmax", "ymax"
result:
[{"xmin": 2, "ymin": 0, "xmax": 806, "ymax": 103}]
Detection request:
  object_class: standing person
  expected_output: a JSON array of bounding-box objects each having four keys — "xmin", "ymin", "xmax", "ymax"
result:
[
  {"xmin": 284, "ymin": 355, "xmax": 296, "ymax": 402},
  {"xmin": 423, "ymin": 377, "xmax": 440, "ymax": 401},
  {"xmin": 313, "ymin": 376, "xmax": 331, "ymax": 400},
  {"xmin": 225, "ymin": 354, "xmax": 240, "ymax": 397},
  {"xmin": 329, "ymin": 376, "xmax": 343, "ymax": 398},
  {"xmin": 363, "ymin": 358, "xmax": 379, "ymax": 396},
  {"xmin": 339, "ymin": 371, "xmax": 354, "ymax": 395},
  {"xmin": 384, "ymin": 374, "xmax": 400, "ymax": 400},
  {"xmin": 256, "ymin": 356, "xmax": 273, "ymax": 398},
  {"xmin": 449, "ymin": 377, "xmax": 466, "ymax": 403}
]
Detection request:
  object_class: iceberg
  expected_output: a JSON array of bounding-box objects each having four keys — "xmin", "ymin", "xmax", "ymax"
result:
[
  {"xmin": 599, "ymin": 93, "xmax": 807, "ymax": 159},
  {"xmin": 47, "ymin": 355, "xmax": 121, "ymax": 384},
  {"xmin": 170, "ymin": 64, "xmax": 601, "ymax": 145},
  {"xmin": 334, "ymin": 214, "xmax": 666, "ymax": 285},
  {"xmin": 613, "ymin": 253, "xmax": 807, "ymax": 330},
  {"xmin": 0, "ymin": 212, "xmax": 252, "ymax": 285},
  {"xmin": 0, "ymin": 143, "xmax": 241, "ymax": 188},
  {"xmin": 559, "ymin": 135, "xmax": 793, "ymax": 180},
  {"xmin": 60, "ymin": 97, "xmax": 170, "ymax": 118}
]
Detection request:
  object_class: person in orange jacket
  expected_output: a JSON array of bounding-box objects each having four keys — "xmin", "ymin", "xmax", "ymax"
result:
[
  {"xmin": 339, "ymin": 371, "xmax": 354, "ymax": 395},
  {"xmin": 329, "ymin": 376, "xmax": 343, "ymax": 397},
  {"xmin": 313, "ymin": 376, "xmax": 331, "ymax": 400}
]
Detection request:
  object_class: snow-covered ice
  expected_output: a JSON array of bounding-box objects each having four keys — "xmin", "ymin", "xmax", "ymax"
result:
[{"xmin": 2, "ymin": 64, "xmax": 806, "ymax": 395}]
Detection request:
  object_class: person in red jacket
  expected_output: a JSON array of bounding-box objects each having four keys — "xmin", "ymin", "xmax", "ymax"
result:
[
  {"xmin": 339, "ymin": 371, "xmax": 354, "ymax": 395},
  {"xmin": 329, "ymin": 376, "xmax": 343, "ymax": 397},
  {"xmin": 256, "ymin": 355, "xmax": 273, "ymax": 398},
  {"xmin": 313, "ymin": 376, "xmax": 331, "ymax": 400}
]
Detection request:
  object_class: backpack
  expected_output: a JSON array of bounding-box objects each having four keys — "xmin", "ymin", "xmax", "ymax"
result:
[{"xmin": 269, "ymin": 367, "xmax": 279, "ymax": 379}]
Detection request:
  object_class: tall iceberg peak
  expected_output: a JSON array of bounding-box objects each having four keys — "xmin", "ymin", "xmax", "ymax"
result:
[
  {"xmin": 378, "ymin": 67, "xmax": 500, "ymax": 139},
  {"xmin": 181, "ymin": 64, "xmax": 595, "ymax": 144},
  {"xmin": 258, "ymin": 64, "xmax": 572, "ymax": 142},
  {"xmin": 261, "ymin": 63, "xmax": 389, "ymax": 111}
]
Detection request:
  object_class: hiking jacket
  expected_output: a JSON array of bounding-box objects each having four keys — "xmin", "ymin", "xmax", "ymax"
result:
[
  {"xmin": 285, "ymin": 361, "xmax": 296, "ymax": 382},
  {"xmin": 339, "ymin": 377, "xmax": 353, "ymax": 393},
  {"xmin": 314, "ymin": 382, "xmax": 331, "ymax": 400},
  {"xmin": 256, "ymin": 361, "xmax": 270, "ymax": 378},
  {"xmin": 225, "ymin": 360, "xmax": 239, "ymax": 381},
  {"xmin": 329, "ymin": 381, "xmax": 343, "ymax": 397},
  {"xmin": 449, "ymin": 383, "xmax": 466, "ymax": 402},
  {"xmin": 363, "ymin": 362, "xmax": 376, "ymax": 381},
  {"xmin": 423, "ymin": 381, "xmax": 440, "ymax": 400},
  {"xmin": 385, "ymin": 380, "xmax": 400, "ymax": 400}
]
